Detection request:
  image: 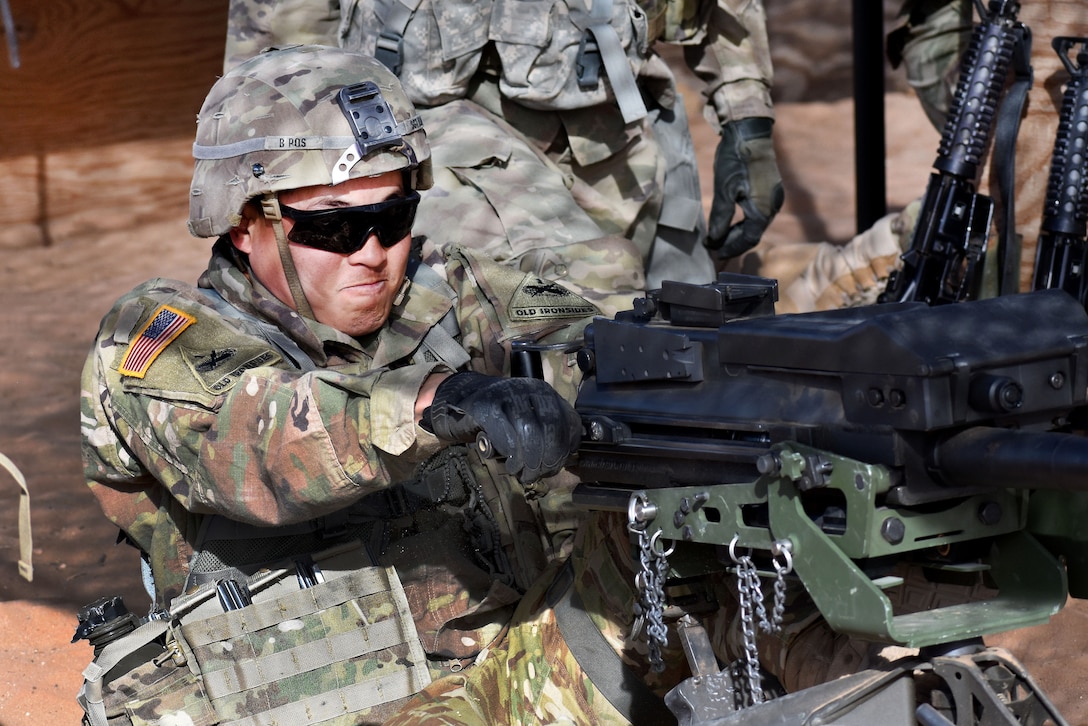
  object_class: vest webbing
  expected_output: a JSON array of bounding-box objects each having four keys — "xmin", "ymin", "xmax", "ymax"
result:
[{"xmin": 581, "ymin": 0, "xmax": 648, "ymax": 124}]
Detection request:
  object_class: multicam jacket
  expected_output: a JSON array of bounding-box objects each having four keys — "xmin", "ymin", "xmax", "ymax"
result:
[
  {"xmin": 224, "ymin": 0, "xmax": 774, "ymax": 284},
  {"xmin": 224, "ymin": 0, "xmax": 774, "ymax": 127},
  {"xmin": 80, "ymin": 238, "xmax": 597, "ymax": 668}
]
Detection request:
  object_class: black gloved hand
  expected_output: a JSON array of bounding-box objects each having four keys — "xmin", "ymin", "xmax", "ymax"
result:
[
  {"xmin": 707, "ymin": 116, "xmax": 785, "ymax": 261},
  {"xmin": 421, "ymin": 371, "xmax": 582, "ymax": 484}
]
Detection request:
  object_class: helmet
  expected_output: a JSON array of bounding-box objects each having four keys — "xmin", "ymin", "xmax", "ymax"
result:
[{"xmin": 188, "ymin": 44, "xmax": 433, "ymax": 238}]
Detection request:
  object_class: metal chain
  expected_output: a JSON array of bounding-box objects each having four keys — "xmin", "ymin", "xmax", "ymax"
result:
[
  {"xmin": 632, "ymin": 526, "xmax": 671, "ymax": 672},
  {"xmin": 769, "ymin": 542, "xmax": 792, "ymax": 628},
  {"xmin": 730, "ymin": 537, "xmax": 794, "ymax": 707},
  {"xmin": 628, "ymin": 493, "xmax": 672, "ymax": 673},
  {"xmin": 734, "ymin": 552, "xmax": 765, "ymax": 703}
]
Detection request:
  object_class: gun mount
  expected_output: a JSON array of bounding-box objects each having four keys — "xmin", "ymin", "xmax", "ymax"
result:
[{"xmin": 571, "ymin": 275, "xmax": 1088, "ymax": 651}]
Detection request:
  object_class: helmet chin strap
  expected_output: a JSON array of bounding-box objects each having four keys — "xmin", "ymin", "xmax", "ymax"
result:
[
  {"xmin": 393, "ymin": 277, "xmax": 411, "ymax": 307},
  {"xmin": 260, "ymin": 194, "xmax": 317, "ymax": 321}
]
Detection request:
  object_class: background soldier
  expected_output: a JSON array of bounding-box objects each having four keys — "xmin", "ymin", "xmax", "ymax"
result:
[
  {"xmin": 223, "ymin": 0, "xmax": 785, "ymax": 287},
  {"xmin": 742, "ymin": 0, "xmax": 969, "ymax": 313},
  {"xmin": 748, "ymin": 0, "xmax": 1087, "ymax": 312}
]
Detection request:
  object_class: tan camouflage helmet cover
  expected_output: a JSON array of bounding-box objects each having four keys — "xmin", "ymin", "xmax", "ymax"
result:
[{"xmin": 188, "ymin": 44, "xmax": 433, "ymax": 238}]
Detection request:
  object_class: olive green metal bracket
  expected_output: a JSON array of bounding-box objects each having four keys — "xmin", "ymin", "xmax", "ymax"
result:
[{"xmin": 635, "ymin": 442, "xmax": 1068, "ymax": 647}]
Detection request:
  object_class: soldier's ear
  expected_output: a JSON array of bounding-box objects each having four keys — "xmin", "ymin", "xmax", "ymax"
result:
[
  {"xmin": 229, "ymin": 205, "xmax": 259, "ymax": 255},
  {"xmin": 229, "ymin": 225, "xmax": 253, "ymax": 255}
]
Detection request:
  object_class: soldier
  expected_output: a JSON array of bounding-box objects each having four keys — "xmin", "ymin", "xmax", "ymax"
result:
[
  {"xmin": 886, "ymin": 0, "xmax": 974, "ymax": 131},
  {"xmin": 77, "ymin": 44, "xmax": 616, "ymax": 724},
  {"xmin": 739, "ymin": 0, "xmax": 971, "ymax": 314},
  {"xmin": 223, "ymin": 0, "xmax": 785, "ymax": 287}
]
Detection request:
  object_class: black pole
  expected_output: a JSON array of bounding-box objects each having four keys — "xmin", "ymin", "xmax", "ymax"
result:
[{"xmin": 852, "ymin": 0, "xmax": 888, "ymax": 234}]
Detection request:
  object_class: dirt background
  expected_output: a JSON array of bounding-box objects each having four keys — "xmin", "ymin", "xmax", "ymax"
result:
[{"xmin": 0, "ymin": 2, "xmax": 1086, "ymax": 724}]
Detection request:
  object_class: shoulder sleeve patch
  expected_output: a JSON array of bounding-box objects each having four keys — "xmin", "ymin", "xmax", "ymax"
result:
[
  {"xmin": 509, "ymin": 276, "xmax": 599, "ymax": 322},
  {"xmin": 118, "ymin": 305, "xmax": 196, "ymax": 378},
  {"xmin": 180, "ymin": 345, "xmax": 283, "ymax": 395},
  {"xmin": 450, "ymin": 246, "xmax": 599, "ymax": 323}
]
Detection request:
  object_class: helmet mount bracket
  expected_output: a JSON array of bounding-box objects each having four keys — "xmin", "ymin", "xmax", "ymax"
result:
[{"xmin": 336, "ymin": 82, "xmax": 418, "ymax": 176}]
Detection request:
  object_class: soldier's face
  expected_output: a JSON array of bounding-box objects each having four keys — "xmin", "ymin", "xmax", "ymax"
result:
[{"xmin": 232, "ymin": 171, "xmax": 413, "ymax": 337}]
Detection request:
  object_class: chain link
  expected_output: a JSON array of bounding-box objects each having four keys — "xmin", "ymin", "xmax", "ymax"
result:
[
  {"xmin": 770, "ymin": 545, "xmax": 791, "ymax": 627},
  {"xmin": 628, "ymin": 494, "xmax": 672, "ymax": 673},
  {"xmin": 734, "ymin": 552, "xmax": 765, "ymax": 703},
  {"xmin": 730, "ymin": 536, "xmax": 793, "ymax": 707}
]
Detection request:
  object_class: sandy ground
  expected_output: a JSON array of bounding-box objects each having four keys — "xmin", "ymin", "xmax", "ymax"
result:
[{"xmin": 1, "ymin": 88, "xmax": 1086, "ymax": 724}]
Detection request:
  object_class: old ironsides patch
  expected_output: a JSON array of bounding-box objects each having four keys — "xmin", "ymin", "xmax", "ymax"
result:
[{"xmin": 509, "ymin": 276, "xmax": 597, "ymax": 321}]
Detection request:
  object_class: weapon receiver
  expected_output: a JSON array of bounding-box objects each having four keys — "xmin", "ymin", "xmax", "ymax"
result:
[{"xmin": 572, "ymin": 275, "xmax": 1088, "ymax": 654}]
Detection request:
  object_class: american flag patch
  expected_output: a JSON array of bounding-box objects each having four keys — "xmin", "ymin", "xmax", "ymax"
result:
[{"xmin": 119, "ymin": 305, "xmax": 196, "ymax": 378}]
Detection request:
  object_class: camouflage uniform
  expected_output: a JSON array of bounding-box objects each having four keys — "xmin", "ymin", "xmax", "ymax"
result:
[
  {"xmin": 414, "ymin": 98, "xmax": 646, "ymax": 310},
  {"xmin": 382, "ymin": 510, "xmax": 697, "ymax": 725},
  {"xmin": 223, "ymin": 0, "xmax": 779, "ymax": 287},
  {"xmin": 80, "ymin": 234, "xmax": 608, "ymax": 714},
  {"xmin": 81, "ymin": 238, "xmax": 600, "ymax": 597},
  {"xmin": 886, "ymin": 0, "xmax": 974, "ymax": 131},
  {"xmin": 77, "ymin": 45, "xmax": 631, "ymax": 724}
]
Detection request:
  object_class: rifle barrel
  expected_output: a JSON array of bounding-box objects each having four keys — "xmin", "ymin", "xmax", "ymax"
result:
[{"xmin": 930, "ymin": 426, "xmax": 1088, "ymax": 491}]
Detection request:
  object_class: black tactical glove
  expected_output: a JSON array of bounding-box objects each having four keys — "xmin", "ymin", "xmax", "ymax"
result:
[
  {"xmin": 421, "ymin": 371, "xmax": 582, "ymax": 484},
  {"xmin": 707, "ymin": 116, "xmax": 786, "ymax": 261}
]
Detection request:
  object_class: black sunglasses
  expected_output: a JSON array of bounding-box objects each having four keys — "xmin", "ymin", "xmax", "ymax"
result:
[{"xmin": 277, "ymin": 191, "xmax": 420, "ymax": 253}]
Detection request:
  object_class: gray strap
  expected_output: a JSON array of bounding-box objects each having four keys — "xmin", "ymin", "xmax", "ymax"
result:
[
  {"xmin": 374, "ymin": 0, "xmax": 424, "ymax": 73},
  {"xmin": 548, "ymin": 563, "xmax": 676, "ymax": 725},
  {"xmin": 421, "ymin": 309, "xmax": 471, "ymax": 368},
  {"xmin": 994, "ymin": 24, "xmax": 1032, "ymax": 296},
  {"xmin": 0, "ymin": 452, "xmax": 32, "ymax": 581},
  {"xmin": 410, "ymin": 264, "xmax": 472, "ymax": 369},
  {"xmin": 584, "ymin": 0, "xmax": 647, "ymax": 125},
  {"xmin": 656, "ymin": 195, "xmax": 703, "ymax": 233},
  {"xmin": 651, "ymin": 73, "xmax": 704, "ymax": 241},
  {"xmin": 201, "ymin": 287, "xmax": 317, "ymax": 373},
  {"xmin": 78, "ymin": 617, "xmax": 172, "ymax": 726}
]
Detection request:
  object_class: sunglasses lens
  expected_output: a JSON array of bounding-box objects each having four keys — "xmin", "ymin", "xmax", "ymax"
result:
[
  {"xmin": 376, "ymin": 199, "xmax": 416, "ymax": 248},
  {"xmin": 281, "ymin": 192, "xmax": 419, "ymax": 253}
]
